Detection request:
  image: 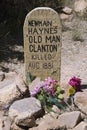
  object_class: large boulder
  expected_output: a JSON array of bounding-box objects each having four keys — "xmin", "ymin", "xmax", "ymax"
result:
[
  {"xmin": 0, "ymin": 74, "xmax": 29, "ymax": 109},
  {"xmin": 74, "ymin": 90, "xmax": 87, "ymax": 114},
  {"xmin": 9, "ymin": 97, "xmax": 43, "ymax": 128},
  {"xmin": 58, "ymin": 111, "xmax": 81, "ymax": 129}
]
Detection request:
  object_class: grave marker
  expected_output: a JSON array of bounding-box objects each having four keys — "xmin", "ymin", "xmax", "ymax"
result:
[{"xmin": 24, "ymin": 7, "xmax": 62, "ymax": 84}]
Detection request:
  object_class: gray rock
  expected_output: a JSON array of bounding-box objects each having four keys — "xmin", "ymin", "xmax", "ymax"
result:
[
  {"xmin": 2, "ymin": 117, "xmax": 11, "ymax": 130},
  {"xmin": 0, "ymin": 116, "xmax": 11, "ymax": 130},
  {"xmin": 0, "ymin": 120, "xmax": 2, "ymax": 130},
  {"xmin": 72, "ymin": 121, "xmax": 87, "ymax": 130},
  {"xmin": 0, "ymin": 74, "xmax": 29, "ymax": 108},
  {"xmin": 74, "ymin": 91, "xmax": 87, "ymax": 114},
  {"xmin": 58, "ymin": 111, "xmax": 81, "ymax": 129},
  {"xmin": 0, "ymin": 72, "xmax": 5, "ymax": 81},
  {"xmin": 62, "ymin": 7, "xmax": 72, "ymax": 15},
  {"xmin": 60, "ymin": 13, "xmax": 73, "ymax": 21},
  {"xmin": 52, "ymin": 105, "xmax": 61, "ymax": 115},
  {"xmin": 30, "ymin": 114, "xmax": 66, "ymax": 130},
  {"xmin": 9, "ymin": 97, "xmax": 42, "ymax": 127},
  {"xmin": 11, "ymin": 122, "xmax": 24, "ymax": 130},
  {"xmin": 29, "ymin": 77, "xmax": 42, "ymax": 92}
]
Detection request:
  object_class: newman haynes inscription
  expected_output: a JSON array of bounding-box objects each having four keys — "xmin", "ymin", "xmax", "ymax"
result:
[{"xmin": 24, "ymin": 7, "xmax": 62, "ymax": 84}]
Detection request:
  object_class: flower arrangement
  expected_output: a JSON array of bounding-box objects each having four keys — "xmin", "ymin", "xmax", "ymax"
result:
[
  {"xmin": 30, "ymin": 77, "xmax": 65, "ymax": 111},
  {"xmin": 30, "ymin": 76, "xmax": 82, "ymax": 112}
]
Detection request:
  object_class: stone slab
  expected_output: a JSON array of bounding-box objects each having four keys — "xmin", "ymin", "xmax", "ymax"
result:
[{"xmin": 24, "ymin": 7, "xmax": 62, "ymax": 84}]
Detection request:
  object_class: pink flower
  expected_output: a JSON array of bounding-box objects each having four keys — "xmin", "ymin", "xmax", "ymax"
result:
[
  {"xmin": 30, "ymin": 77, "xmax": 58, "ymax": 97},
  {"xmin": 30, "ymin": 82, "xmax": 45, "ymax": 96},
  {"xmin": 69, "ymin": 76, "xmax": 82, "ymax": 91},
  {"xmin": 45, "ymin": 77, "xmax": 57, "ymax": 86},
  {"xmin": 44, "ymin": 77, "xmax": 57, "ymax": 95}
]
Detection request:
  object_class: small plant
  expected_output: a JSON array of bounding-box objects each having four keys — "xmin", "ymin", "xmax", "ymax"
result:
[{"xmin": 72, "ymin": 29, "xmax": 84, "ymax": 42}]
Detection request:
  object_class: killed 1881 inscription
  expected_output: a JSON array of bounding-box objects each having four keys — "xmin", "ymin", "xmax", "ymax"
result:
[{"xmin": 24, "ymin": 7, "xmax": 62, "ymax": 84}]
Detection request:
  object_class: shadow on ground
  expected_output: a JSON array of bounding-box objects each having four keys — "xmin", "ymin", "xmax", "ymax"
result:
[
  {"xmin": 82, "ymin": 85, "xmax": 87, "ymax": 89},
  {"xmin": 0, "ymin": 31, "xmax": 24, "ymax": 63}
]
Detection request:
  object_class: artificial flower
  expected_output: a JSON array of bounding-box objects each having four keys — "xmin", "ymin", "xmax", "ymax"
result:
[
  {"xmin": 69, "ymin": 76, "xmax": 82, "ymax": 91},
  {"xmin": 45, "ymin": 77, "xmax": 57, "ymax": 86},
  {"xmin": 68, "ymin": 87, "xmax": 76, "ymax": 96},
  {"xmin": 30, "ymin": 81, "xmax": 45, "ymax": 96}
]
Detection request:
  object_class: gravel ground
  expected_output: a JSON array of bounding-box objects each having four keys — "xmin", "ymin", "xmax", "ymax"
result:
[{"xmin": 61, "ymin": 18, "xmax": 87, "ymax": 84}]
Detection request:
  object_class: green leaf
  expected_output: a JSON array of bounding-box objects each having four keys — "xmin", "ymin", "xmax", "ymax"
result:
[
  {"xmin": 46, "ymin": 105, "xmax": 52, "ymax": 112},
  {"xmin": 38, "ymin": 94, "xmax": 46, "ymax": 109},
  {"xmin": 38, "ymin": 94, "xmax": 44, "ymax": 101},
  {"xmin": 58, "ymin": 94, "xmax": 63, "ymax": 100},
  {"xmin": 27, "ymin": 72, "xmax": 36, "ymax": 83},
  {"xmin": 57, "ymin": 86, "xmax": 61, "ymax": 93},
  {"xmin": 48, "ymin": 96, "xmax": 65, "ymax": 111}
]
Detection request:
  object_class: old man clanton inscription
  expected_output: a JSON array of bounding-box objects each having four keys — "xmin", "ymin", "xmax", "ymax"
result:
[{"xmin": 24, "ymin": 7, "xmax": 62, "ymax": 84}]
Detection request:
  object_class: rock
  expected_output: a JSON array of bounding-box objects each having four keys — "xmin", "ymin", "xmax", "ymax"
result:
[
  {"xmin": 62, "ymin": 7, "xmax": 72, "ymax": 15},
  {"xmin": 0, "ymin": 111, "xmax": 11, "ymax": 130},
  {"xmin": 0, "ymin": 120, "xmax": 2, "ymax": 130},
  {"xmin": 30, "ymin": 115, "xmax": 66, "ymax": 130},
  {"xmin": 11, "ymin": 123, "xmax": 24, "ymax": 130},
  {"xmin": 0, "ymin": 74, "xmax": 29, "ymax": 109},
  {"xmin": 0, "ymin": 72, "xmax": 5, "ymax": 81},
  {"xmin": 1, "ymin": 117, "xmax": 11, "ymax": 130},
  {"xmin": 74, "ymin": 91, "xmax": 87, "ymax": 114},
  {"xmin": 58, "ymin": 111, "xmax": 81, "ymax": 129},
  {"xmin": 43, "ymin": 111, "xmax": 58, "ymax": 120},
  {"xmin": 72, "ymin": 121, "xmax": 87, "ymax": 130},
  {"xmin": 29, "ymin": 77, "xmax": 41, "ymax": 92},
  {"xmin": 4, "ymin": 72, "xmax": 17, "ymax": 81},
  {"xmin": 9, "ymin": 97, "xmax": 42, "ymax": 128},
  {"xmin": 60, "ymin": 13, "xmax": 73, "ymax": 21},
  {"xmin": 0, "ymin": 116, "xmax": 11, "ymax": 130},
  {"xmin": 74, "ymin": 0, "xmax": 87, "ymax": 16},
  {"xmin": 52, "ymin": 105, "xmax": 61, "ymax": 115}
]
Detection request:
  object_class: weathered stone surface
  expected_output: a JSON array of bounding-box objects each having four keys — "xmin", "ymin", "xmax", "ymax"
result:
[
  {"xmin": 43, "ymin": 112, "xmax": 59, "ymax": 120},
  {"xmin": 62, "ymin": 7, "xmax": 72, "ymax": 15},
  {"xmin": 2, "ymin": 117, "xmax": 11, "ymax": 130},
  {"xmin": 0, "ymin": 72, "xmax": 5, "ymax": 81},
  {"xmin": 58, "ymin": 111, "xmax": 81, "ymax": 129},
  {"xmin": 30, "ymin": 113, "xmax": 66, "ymax": 130},
  {"xmin": 60, "ymin": 13, "xmax": 73, "ymax": 21},
  {"xmin": 9, "ymin": 97, "xmax": 42, "ymax": 127},
  {"xmin": 52, "ymin": 105, "xmax": 61, "ymax": 114},
  {"xmin": 11, "ymin": 122, "xmax": 25, "ymax": 130},
  {"xmin": 74, "ymin": 90, "xmax": 87, "ymax": 114},
  {"xmin": 74, "ymin": 0, "xmax": 87, "ymax": 16},
  {"xmin": 24, "ymin": 7, "xmax": 62, "ymax": 84},
  {"xmin": 0, "ymin": 116, "xmax": 11, "ymax": 130},
  {"xmin": 72, "ymin": 121, "xmax": 87, "ymax": 130},
  {"xmin": 0, "ymin": 74, "xmax": 29, "ymax": 108},
  {"xmin": 0, "ymin": 120, "xmax": 3, "ymax": 130},
  {"xmin": 29, "ymin": 77, "xmax": 41, "ymax": 92}
]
